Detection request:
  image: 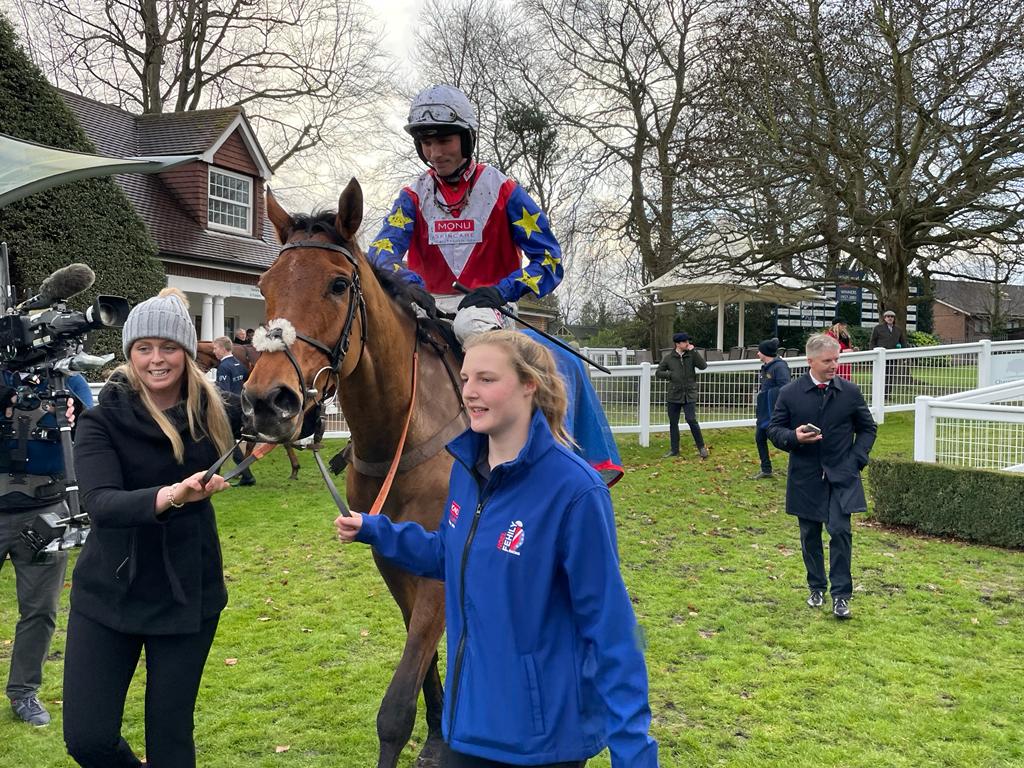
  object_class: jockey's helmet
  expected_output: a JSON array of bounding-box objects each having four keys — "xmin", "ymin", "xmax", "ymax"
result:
[{"xmin": 405, "ymin": 85, "xmax": 478, "ymax": 167}]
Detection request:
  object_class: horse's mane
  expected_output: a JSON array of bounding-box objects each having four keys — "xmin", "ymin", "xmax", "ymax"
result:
[{"xmin": 291, "ymin": 211, "xmax": 461, "ymax": 354}]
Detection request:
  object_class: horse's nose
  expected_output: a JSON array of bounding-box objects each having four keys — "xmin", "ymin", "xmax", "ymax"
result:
[{"xmin": 246, "ymin": 385, "xmax": 302, "ymax": 423}]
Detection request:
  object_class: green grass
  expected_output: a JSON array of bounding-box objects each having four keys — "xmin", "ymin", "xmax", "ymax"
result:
[{"xmin": 2, "ymin": 412, "xmax": 1022, "ymax": 767}]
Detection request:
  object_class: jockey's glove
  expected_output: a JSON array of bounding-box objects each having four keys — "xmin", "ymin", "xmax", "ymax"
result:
[
  {"xmin": 408, "ymin": 286, "xmax": 439, "ymax": 318},
  {"xmin": 457, "ymin": 285, "xmax": 504, "ymax": 310}
]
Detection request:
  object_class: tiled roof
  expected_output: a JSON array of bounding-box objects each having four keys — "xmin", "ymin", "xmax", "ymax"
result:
[
  {"xmin": 60, "ymin": 90, "xmax": 279, "ymax": 270},
  {"xmin": 137, "ymin": 108, "xmax": 243, "ymax": 155},
  {"xmin": 933, "ymin": 279, "xmax": 1024, "ymax": 318}
]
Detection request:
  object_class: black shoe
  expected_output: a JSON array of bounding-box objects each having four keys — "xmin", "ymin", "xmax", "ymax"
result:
[
  {"xmin": 832, "ymin": 596, "xmax": 852, "ymax": 619},
  {"xmin": 806, "ymin": 590, "xmax": 824, "ymax": 608},
  {"xmin": 661, "ymin": 451, "xmax": 679, "ymax": 458},
  {"xmin": 238, "ymin": 477, "xmax": 256, "ymax": 487},
  {"xmin": 750, "ymin": 470, "xmax": 774, "ymax": 480},
  {"xmin": 11, "ymin": 695, "xmax": 50, "ymax": 726},
  {"xmin": 698, "ymin": 446, "xmax": 709, "ymax": 460}
]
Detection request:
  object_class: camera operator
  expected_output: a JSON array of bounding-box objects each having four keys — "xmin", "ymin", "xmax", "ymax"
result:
[{"xmin": 1, "ymin": 367, "xmax": 92, "ymax": 726}]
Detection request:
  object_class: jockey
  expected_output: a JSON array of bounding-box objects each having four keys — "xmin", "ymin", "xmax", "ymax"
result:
[
  {"xmin": 367, "ymin": 84, "xmax": 563, "ymax": 345},
  {"xmin": 368, "ymin": 85, "xmax": 622, "ymax": 485}
]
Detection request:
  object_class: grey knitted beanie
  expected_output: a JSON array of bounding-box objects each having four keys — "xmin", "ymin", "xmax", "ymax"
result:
[{"xmin": 122, "ymin": 288, "xmax": 197, "ymax": 358}]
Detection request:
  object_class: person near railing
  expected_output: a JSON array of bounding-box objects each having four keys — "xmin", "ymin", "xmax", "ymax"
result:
[
  {"xmin": 751, "ymin": 338, "xmax": 790, "ymax": 480},
  {"xmin": 767, "ymin": 333, "xmax": 877, "ymax": 620},
  {"xmin": 656, "ymin": 333, "xmax": 708, "ymax": 459},
  {"xmin": 870, "ymin": 310, "xmax": 910, "ymax": 397},
  {"xmin": 826, "ymin": 318, "xmax": 856, "ymax": 380}
]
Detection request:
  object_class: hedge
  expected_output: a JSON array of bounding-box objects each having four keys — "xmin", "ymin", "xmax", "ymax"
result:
[
  {"xmin": 0, "ymin": 14, "xmax": 165, "ymax": 366},
  {"xmin": 868, "ymin": 458, "xmax": 1024, "ymax": 549}
]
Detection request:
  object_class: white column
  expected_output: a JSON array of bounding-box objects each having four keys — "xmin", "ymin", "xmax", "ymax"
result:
[
  {"xmin": 738, "ymin": 301, "xmax": 746, "ymax": 348},
  {"xmin": 871, "ymin": 347, "xmax": 887, "ymax": 424},
  {"xmin": 213, "ymin": 295, "xmax": 225, "ymax": 339},
  {"xmin": 716, "ymin": 300, "xmax": 726, "ymax": 351},
  {"xmin": 201, "ymin": 295, "xmax": 213, "ymax": 341}
]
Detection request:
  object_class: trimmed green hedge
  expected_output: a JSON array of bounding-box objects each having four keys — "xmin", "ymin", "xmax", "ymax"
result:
[
  {"xmin": 0, "ymin": 14, "xmax": 165, "ymax": 366},
  {"xmin": 869, "ymin": 458, "xmax": 1024, "ymax": 549}
]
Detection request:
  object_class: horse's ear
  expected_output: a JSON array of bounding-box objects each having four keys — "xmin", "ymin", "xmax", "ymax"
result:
[
  {"xmin": 336, "ymin": 178, "xmax": 363, "ymax": 241},
  {"xmin": 265, "ymin": 189, "xmax": 294, "ymax": 243}
]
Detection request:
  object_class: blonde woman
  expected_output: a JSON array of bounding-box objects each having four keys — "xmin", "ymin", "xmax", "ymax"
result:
[
  {"xmin": 63, "ymin": 288, "xmax": 239, "ymax": 768},
  {"xmin": 336, "ymin": 330, "xmax": 658, "ymax": 768}
]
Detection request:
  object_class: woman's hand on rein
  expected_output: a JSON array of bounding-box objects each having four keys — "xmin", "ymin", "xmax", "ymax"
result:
[
  {"xmin": 179, "ymin": 470, "xmax": 230, "ymax": 502},
  {"xmin": 335, "ymin": 512, "xmax": 363, "ymax": 542}
]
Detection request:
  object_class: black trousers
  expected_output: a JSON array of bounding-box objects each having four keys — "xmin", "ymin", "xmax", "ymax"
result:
[
  {"xmin": 443, "ymin": 745, "xmax": 586, "ymax": 768},
  {"xmin": 666, "ymin": 400, "xmax": 704, "ymax": 453},
  {"xmin": 63, "ymin": 610, "xmax": 219, "ymax": 768},
  {"xmin": 797, "ymin": 487, "xmax": 853, "ymax": 598},
  {"xmin": 754, "ymin": 425, "xmax": 772, "ymax": 473}
]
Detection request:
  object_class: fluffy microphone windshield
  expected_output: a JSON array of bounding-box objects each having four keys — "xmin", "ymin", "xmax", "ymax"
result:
[{"xmin": 39, "ymin": 263, "xmax": 96, "ymax": 303}]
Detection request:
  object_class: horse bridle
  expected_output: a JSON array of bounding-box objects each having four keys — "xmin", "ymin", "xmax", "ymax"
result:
[
  {"xmin": 205, "ymin": 237, "xmax": 368, "ymax": 510},
  {"xmin": 272, "ymin": 238, "xmax": 368, "ymax": 410}
]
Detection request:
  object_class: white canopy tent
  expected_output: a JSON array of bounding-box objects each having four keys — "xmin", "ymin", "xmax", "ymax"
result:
[
  {"xmin": 639, "ymin": 230, "xmax": 822, "ymax": 350},
  {"xmin": 0, "ymin": 133, "xmax": 196, "ymax": 207}
]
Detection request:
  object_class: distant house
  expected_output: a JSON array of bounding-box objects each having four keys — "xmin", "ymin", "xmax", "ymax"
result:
[
  {"xmin": 61, "ymin": 91, "xmax": 277, "ymax": 340},
  {"xmin": 932, "ymin": 280, "xmax": 1024, "ymax": 342}
]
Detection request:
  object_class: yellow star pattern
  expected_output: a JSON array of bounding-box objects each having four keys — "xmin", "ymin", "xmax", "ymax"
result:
[
  {"xmin": 370, "ymin": 237, "xmax": 394, "ymax": 254},
  {"xmin": 392, "ymin": 263, "xmax": 402, "ymax": 272},
  {"xmin": 541, "ymin": 249, "xmax": 561, "ymax": 271},
  {"xmin": 387, "ymin": 209, "xmax": 414, "ymax": 229},
  {"xmin": 513, "ymin": 207, "xmax": 543, "ymax": 239},
  {"xmin": 515, "ymin": 268, "xmax": 543, "ymax": 295}
]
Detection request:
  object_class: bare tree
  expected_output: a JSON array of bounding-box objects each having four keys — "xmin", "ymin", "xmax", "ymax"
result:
[
  {"xmin": 520, "ymin": 0, "xmax": 721, "ymax": 348},
  {"xmin": 706, "ymin": 0, "xmax": 1024, "ymax": 328},
  {"xmin": 8, "ymin": 0, "xmax": 391, "ymax": 174}
]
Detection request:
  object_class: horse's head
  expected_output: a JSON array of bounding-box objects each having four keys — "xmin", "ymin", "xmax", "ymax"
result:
[{"xmin": 242, "ymin": 178, "xmax": 367, "ymax": 442}]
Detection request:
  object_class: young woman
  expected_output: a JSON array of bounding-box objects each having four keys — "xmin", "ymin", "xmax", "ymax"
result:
[
  {"xmin": 336, "ymin": 330, "xmax": 659, "ymax": 768},
  {"xmin": 63, "ymin": 288, "xmax": 239, "ymax": 768},
  {"xmin": 826, "ymin": 318, "xmax": 856, "ymax": 380}
]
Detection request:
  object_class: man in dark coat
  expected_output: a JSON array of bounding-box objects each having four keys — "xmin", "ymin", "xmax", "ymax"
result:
[
  {"xmin": 869, "ymin": 310, "xmax": 908, "ymax": 350},
  {"xmin": 656, "ymin": 332, "xmax": 708, "ymax": 459},
  {"xmin": 768, "ymin": 333, "xmax": 877, "ymax": 619},
  {"xmin": 752, "ymin": 338, "xmax": 790, "ymax": 479}
]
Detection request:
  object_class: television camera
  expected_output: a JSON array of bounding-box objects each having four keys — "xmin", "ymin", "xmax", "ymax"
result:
[{"xmin": 0, "ymin": 242, "xmax": 130, "ymax": 557}]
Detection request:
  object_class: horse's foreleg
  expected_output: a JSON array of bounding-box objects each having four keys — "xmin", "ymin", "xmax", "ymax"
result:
[
  {"xmin": 285, "ymin": 444, "xmax": 300, "ymax": 480},
  {"xmin": 373, "ymin": 561, "xmax": 446, "ymax": 768}
]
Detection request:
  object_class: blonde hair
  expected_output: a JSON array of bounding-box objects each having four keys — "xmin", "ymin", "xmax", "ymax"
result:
[
  {"xmin": 463, "ymin": 330, "xmax": 573, "ymax": 447},
  {"xmin": 806, "ymin": 333, "xmax": 841, "ymax": 358},
  {"xmin": 120, "ymin": 336, "xmax": 234, "ymax": 464}
]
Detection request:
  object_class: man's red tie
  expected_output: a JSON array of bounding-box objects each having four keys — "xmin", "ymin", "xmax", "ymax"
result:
[{"xmin": 817, "ymin": 383, "xmax": 828, "ymax": 390}]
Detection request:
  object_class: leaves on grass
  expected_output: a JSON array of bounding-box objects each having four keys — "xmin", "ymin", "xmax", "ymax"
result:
[
  {"xmin": 275, "ymin": 744, "xmax": 290, "ymax": 753},
  {"xmin": 224, "ymin": 658, "xmax": 238, "ymax": 666}
]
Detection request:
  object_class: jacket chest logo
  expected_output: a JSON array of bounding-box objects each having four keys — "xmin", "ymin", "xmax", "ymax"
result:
[
  {"xmin": 496, "ymin": 519, "xmax": 525, "ymax": 556},
  {"xmin": 448, "ymin": 500, "xmax": 461, "ymax": 528}
]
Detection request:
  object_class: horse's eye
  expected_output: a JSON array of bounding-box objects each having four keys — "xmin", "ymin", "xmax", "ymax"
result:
[{"xmin": 330, "ymin": 276, "xmax": 350, "ymax": 294}]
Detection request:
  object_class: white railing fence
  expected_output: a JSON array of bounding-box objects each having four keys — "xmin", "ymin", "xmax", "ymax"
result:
[{"xmin": 914, "ymin": 379, "xmax": 1024, "ymax": 472}]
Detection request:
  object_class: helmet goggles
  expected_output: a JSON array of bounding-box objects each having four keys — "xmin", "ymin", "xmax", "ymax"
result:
[{"xmin": 408, "ymin": 102, "xmax": 465, "ymax": 126}]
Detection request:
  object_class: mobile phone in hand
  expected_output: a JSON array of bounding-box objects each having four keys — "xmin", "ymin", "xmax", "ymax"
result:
[{"xmin": 803, "ymin": 423, "xmax": 821, "ymax": 435}]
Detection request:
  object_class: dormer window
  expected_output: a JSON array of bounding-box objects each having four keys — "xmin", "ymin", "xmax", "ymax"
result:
[{"xmin": 208, "ymin": 167, "xmax": 252, "ymax": 235}]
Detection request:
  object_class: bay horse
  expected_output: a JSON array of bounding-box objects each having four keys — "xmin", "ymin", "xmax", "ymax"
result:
[
  {"xmin": 242, "ymin": 179, "xmax": 465, "ymax": 768},
  {"xmin": 196, "ymin": 340, "xmax": 303, "ymax": 480}
]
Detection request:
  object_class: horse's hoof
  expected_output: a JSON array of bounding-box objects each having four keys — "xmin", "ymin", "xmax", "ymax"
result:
[{"xmin": 413, "ymin": 736, "xmax": 444, "ymax": 768}]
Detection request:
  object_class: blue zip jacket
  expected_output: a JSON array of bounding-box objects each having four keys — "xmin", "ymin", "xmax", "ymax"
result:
[{"xmin": 356, "ymin": 409, "xmax": 658, "ymax": 766}]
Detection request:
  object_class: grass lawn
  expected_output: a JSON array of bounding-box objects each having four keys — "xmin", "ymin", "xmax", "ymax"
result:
[{"xmin": 1, "ymin": 412, "xmax": 1022, "ymax": 767}]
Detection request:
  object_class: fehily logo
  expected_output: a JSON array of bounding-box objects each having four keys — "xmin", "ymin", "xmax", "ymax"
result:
[
  {"xmin": 448, "ymin": 500, "xmax": 461, "ymax": 528},
  {"xmin": 496, "ymin": 520, "xmax": 525, "ymax": 556}
]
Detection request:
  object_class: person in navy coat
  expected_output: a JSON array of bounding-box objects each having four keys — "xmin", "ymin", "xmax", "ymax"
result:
[{"xmin": 767, "ymin": 333, "xmax": 877, "ymax": 619}]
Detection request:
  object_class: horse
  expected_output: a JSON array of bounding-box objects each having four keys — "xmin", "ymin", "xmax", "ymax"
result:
[
  {"xmin": 196, "ymin": 340, "xmax": 304, "ymax": 480},
  {"xmin": 242, "ymin": 179, "xmax": 466, "ymax": 768}
]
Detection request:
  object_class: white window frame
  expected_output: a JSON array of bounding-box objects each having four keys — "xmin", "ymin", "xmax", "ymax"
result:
[{"xmin": 208, "ymin": 167, "xmax": 252, "ymax": 235}]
